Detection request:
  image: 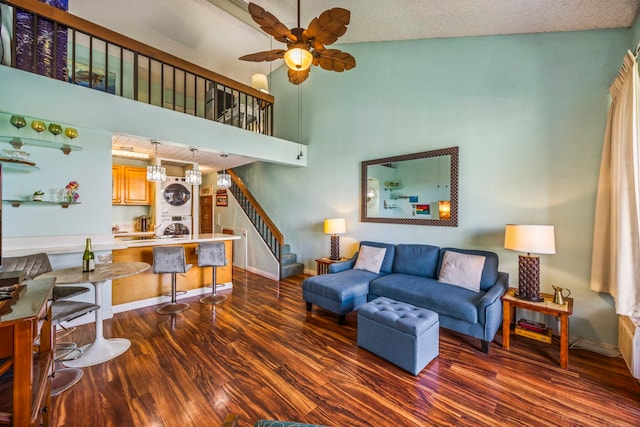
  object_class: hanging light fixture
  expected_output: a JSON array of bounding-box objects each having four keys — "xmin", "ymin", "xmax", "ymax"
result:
[
  {"xmin": 146, "ymin": 140, "xmax": 166, "ymax": 182},
  {"xmin": 217, "ymin": 153, "xmax": 231, "ymax": 189},
  {"xmin": 185, "ymin": 147, "xmax": 202, "ymax": 186}
]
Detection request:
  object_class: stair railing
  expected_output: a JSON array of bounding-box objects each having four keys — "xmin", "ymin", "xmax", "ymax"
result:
[
  {"xmin": 1, "ymin": 0, "xmax": 274, "ymax": 135},
  {"xmin": 227, "ymin": 170, "xmax": 284, "ymax": 272}
]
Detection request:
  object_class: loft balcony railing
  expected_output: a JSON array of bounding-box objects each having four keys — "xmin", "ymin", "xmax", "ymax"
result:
[{"xmin": 0, "ymin": 0, "xmax": 274, "ymax": 135}]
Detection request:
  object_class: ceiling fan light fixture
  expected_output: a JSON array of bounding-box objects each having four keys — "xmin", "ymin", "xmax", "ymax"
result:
[{"xmin": 284, "ymin": 46, "xmax": 313, "ymax": 71}]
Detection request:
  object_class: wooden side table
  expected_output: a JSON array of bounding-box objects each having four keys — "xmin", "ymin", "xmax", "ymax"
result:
[
  {"xmin": 501, "ymin": 287, "xmax": 574, "ymax": 369},
  {"xmin": 315, "ymin": 257, "xmax": 348, "ymax": 275}
]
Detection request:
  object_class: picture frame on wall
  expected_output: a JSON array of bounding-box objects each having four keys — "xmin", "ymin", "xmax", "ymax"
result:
[{"xmin": 216, "ymin": 193, "xmax": 228, "ymax": 206}]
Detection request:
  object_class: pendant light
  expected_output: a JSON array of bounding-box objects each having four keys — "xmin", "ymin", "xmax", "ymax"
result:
[
  {"xmin": 146, "ymin": 140, "xmax": 166, "ymax": 182},
  {"xmin": 217, "ymin": 153, "xmax": 231, "ymax": 189},
  {"xmin": 185, "ymin": 147, "xmax": 202, "ymax": 185}
]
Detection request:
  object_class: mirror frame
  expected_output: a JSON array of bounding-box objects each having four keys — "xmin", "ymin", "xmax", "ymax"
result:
[{"xmin": 360, "ymin": 146, "xmax": 458, "ymax": 227}]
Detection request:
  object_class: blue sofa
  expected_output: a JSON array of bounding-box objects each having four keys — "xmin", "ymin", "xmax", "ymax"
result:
[{"xmin": 302, "ymin": 241, "xmax": 509, "ymax": 352}]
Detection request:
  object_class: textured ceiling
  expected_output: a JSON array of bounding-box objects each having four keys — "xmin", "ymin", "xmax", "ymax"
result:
[
  {"xmin": 70, "ymin": 0, "xmax": 640, "ymax": 87},
  {"xmin": 67, "ymin": 0, "xmax": 640, "ymax": 170}
]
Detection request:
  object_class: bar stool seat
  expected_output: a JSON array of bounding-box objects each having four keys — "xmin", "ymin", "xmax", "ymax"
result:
[
  {"xmin": 153, "ymin": 246, "xmax": 193, "ymax": 314},
  {"xmin": 197, "ymin": 241, "xmax": 228, "ymax": 305}
]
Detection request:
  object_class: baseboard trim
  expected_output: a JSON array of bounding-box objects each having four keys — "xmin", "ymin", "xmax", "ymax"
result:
[
  {"xmin": 569, "ymin": 336, "xmax": 621, "ymax": 357},
  {"xmin": 113, "ymin": 283, "xmax": 233, "ymax": 314},
  {"xmin": 246, "ymin": 266, "xmax": 279, "ymax": 281}
]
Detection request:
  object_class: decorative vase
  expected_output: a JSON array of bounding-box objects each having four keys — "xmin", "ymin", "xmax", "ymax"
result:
[{"xmin": 32, "ymin": 194, "xmax": 43, "ymax": 201}]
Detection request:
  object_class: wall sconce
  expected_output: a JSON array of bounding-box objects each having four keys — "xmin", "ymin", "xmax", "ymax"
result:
[
  {"xmin": 324, "ymin": 218, "xmax": 346, "ymax": 260},
  {"xmin": 251, "ymin": 73, "xmax": 269, "ymax": 94},
  {"xmin": 438, "ymin": 200, "xmax": 451, "ymax": 220},
  {"xmin": 504, "ymin": 224, "xmax": 556, "ymax": 301}
]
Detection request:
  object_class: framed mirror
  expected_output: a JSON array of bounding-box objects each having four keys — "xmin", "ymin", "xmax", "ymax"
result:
[{"xmin": 361, "ymin": 146, "xmax": 458, "ymax": 226}]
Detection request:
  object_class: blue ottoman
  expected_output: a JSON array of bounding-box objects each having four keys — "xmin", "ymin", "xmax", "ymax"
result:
[
  {"xmin": 357, "ymin": 297, "xmax": 439, "ymax": 375},
  {"xmin": 302, "ymin": 269, "xmax": 373, "ymax": 325}
]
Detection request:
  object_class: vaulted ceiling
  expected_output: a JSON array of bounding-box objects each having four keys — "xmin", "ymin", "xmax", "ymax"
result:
[
  {"xmin": 70, "ymin": 0, "xmax": 640, "ymax": 88},
  {"xmin": 66, "ymin": 0, "xmax": 640, "ymax": 170}
]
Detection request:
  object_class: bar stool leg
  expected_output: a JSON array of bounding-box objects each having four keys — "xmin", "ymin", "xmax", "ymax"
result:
[
  {"xmin": 157, "ymin": 273, "xmax": 190, "ymax": 314},
  {"xmin": 200, "ymin": 266, "xmax": 227, "ymax": 304}
]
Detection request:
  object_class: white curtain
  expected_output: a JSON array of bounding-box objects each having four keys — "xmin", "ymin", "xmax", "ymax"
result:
[{"xmin": 591, "ymin": 51, "xmax": 640, "ymax": 316}]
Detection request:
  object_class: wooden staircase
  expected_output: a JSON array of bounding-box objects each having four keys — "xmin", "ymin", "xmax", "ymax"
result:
[{"xmin": 227, "ymin": 170, "xmax": 304, "ymax": 279}]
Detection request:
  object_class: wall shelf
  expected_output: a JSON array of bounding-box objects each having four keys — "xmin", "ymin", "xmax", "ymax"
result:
[
  {"xmin": 0, "ymin": 158, "xmax": 39, "ymax": 172},
  {"xmin": 0, "ymin": 135, "xmax": 82, "ymax": 155},
  {"xmin": 3, "ymin": 200, "xmax": 81, "ymax": 208}
]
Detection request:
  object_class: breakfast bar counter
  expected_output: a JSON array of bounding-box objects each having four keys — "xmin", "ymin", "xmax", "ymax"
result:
[{"xmin": 112, "ymin": 233, "xmax": 240, "ymax": 306}]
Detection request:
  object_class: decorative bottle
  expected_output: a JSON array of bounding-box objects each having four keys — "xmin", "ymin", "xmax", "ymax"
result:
[{"xmin": 82, "ymin": 238, "xmax": 95, "ymax": 272}]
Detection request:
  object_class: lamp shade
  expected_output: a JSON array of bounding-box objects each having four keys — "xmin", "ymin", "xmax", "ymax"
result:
[
  {"xmin": 251, "ymin": 73, "xmax": 269, "ymax": 93},
  {"xmin": 284, "ymin": 46, "xmax": 313, "ymax": 71},
  {"xmin": 504, "ymin": 224, "xmax": 556, "ymax": 254},
  {"xmin": 324, "ymin": 218, "xmax": 346, "ymax": 235}
]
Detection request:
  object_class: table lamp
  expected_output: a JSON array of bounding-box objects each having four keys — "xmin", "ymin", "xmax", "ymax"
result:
[
  {"xmin": 504, "ymin": 224, "xmax": 556, "ymax": 302},
  {"xmin": 324, "ymin": 218, "xmax": 346, "ymax": 260}
]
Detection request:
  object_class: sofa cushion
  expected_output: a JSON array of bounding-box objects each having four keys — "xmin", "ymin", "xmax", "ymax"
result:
[
  {"xmin": 360, "ymin": 241, "xmax": 396, "ymax": 274},
  {"xmin": 392, "ymin": 244, "xmax": 440, "ymax": 278},
  {"xmin": 438, "ymin": 250, "xmax": 486, "ymax": 292},
  {"xmin": 354, "ymin": 245, "xmax": 387, "ymax": 274},
  {"xmin": 369, "ymin": 274, "xmax": 483, "ymax": 324},
  {"xmin": 439, "ymin": 248, "xmax": 499, "ymax": 291}
]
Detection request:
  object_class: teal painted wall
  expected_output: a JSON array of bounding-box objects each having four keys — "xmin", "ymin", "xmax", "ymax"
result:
[{"xmin": 237, "ymin": 28, "xmax": 630, "ymax": 346}]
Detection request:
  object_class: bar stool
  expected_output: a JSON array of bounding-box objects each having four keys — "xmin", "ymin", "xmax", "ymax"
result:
[
  {"xmin": 153, "ymin": 246, "xmax": 192, "ymax": 314},
  {"xmin": 197, "ymin": 241, "xmax": 227, "ymax": 304}
]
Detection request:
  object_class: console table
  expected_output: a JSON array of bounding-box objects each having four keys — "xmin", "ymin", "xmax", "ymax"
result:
[{"xmin": 0, "ymin": 277, "xmax": 55, "ymax": 426}]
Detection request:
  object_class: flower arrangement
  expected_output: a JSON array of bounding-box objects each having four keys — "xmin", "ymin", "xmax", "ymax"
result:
[{"xmin": 65, "ymin": 181, "xmax": 80, "ymax": 203}]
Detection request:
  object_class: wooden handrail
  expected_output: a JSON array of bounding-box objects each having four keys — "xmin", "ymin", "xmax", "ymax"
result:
[
  {"xmin": 228, "ymin": 169, "xmax": 284, "ymax": 245},
  {"xmin": 4, "ymin": 0, "xmax": 274, "ymax": 104}
]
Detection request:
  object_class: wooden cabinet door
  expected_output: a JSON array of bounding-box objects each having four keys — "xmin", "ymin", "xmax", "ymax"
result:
[
  {"xmin": 123, "ymin": 167, "xmax": 152, "ymax": 205},
  {"xmin": 200, "ymin": 195, "xmax": 213, "ymax": 233},
  {"xmin": 112, "ymin": 165, "xmax": 123, "ymax": 204}
]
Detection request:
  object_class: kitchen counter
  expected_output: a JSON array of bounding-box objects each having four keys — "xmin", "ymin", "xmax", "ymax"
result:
[
  {"xmin": 111, "ymin": 233, "xmax": 239, "ymax": 308},
  {"xmin": 114, "ymin": 233, "xmax": 240, "ymax": 247}
]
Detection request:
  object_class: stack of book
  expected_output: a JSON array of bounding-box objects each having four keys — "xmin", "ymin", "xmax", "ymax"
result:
[{"xmin": 514, "ymin": 318, "xmax": 552, "ymax": 343}]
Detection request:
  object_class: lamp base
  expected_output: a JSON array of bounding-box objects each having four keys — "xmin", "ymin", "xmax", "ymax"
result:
[
  {"xmin": 515, "ymin": 254, "xmax": 544, "ymax": 301},
  {"xmin": 330, "ymin": 235, "xmax": 340, "ymax": 260}
]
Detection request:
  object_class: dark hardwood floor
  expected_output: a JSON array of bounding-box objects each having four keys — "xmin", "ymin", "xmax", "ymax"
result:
[{"xmin": 52, "ymin": 268, "xmax": 640, "ymax": 427}]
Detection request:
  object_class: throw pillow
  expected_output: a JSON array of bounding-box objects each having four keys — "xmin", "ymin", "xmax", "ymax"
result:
[
  {"xmin": 353, "ymin": 245, "xmax": 387, "ymax": 274},
  {"xmin": 438, "ymin": 250, "xmax": 486, "ymax": 292}
]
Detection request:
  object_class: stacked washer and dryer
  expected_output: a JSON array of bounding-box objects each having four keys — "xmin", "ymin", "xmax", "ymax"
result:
[{"xmin": 156, "ymin": 176, "xmax": 193, "ymax": 236}]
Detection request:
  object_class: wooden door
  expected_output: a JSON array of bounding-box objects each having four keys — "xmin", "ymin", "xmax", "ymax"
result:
[{"xmin": 200, "ymin": 195, "xmax": 213, "ymax": 233}]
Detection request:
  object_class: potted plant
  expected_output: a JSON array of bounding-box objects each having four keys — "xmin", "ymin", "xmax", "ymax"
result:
[{"xmin": 32, "ymin": 190, "xmax": 45, "ymax": 201}]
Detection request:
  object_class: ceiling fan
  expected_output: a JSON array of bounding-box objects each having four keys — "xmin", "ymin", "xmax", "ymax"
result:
[{"xmin": 239, "ymin": 1, "xmax": 356, "ymax": 85}]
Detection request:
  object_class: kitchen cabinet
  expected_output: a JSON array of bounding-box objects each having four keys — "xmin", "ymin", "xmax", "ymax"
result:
[
  {"xmin": 0, "ymin": 278, "xmax": 55, "ymax": 426},
  {"xmin": 112, "ymin": 165, "xmax": 152, "ymax": 205},
  {"xmin": 200, "ymin": 195, "xmax": 213, "ymax": 233}
]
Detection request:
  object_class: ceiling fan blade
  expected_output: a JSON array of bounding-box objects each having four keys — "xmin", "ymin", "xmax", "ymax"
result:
[
  {"xmin": 305, "ymin": 8, "xmax": 350, "ymax": 46},
  {"xmin": 288, "ymin": 68, "xmax": 310, "ymax": 85},
  {"xmin": 248, "ymin": 2, "xmax": 295, "ymax": 43},
  {"xmin": 239, "ymin": 50, "xmax": 286, "ymax": 62},
  {"xmin": 316, "ymin": 49, "xmax": 356, "ymax": 72}
]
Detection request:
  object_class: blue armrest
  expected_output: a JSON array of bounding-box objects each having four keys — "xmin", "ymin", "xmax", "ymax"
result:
[
  {"xmin": 477, "ymin": 271, "xmax": 509, "ymax": 325},
  {"xmin": 328, "ymin": 253, "xmax": 358, "ymax": 273}
]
